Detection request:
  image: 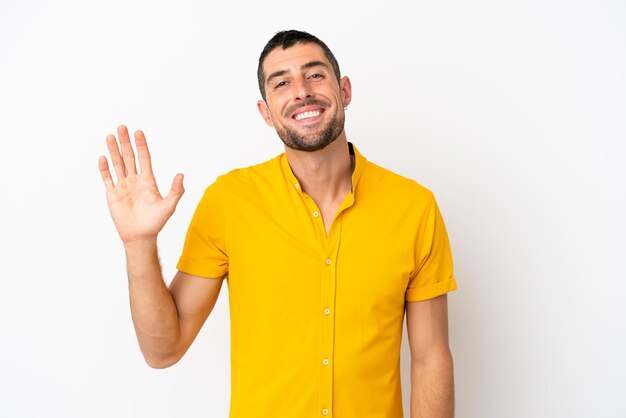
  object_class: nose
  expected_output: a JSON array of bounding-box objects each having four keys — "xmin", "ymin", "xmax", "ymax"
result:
[{"xmin": 293, "ymin": 77, "xmax": 313, "ymax": 101}]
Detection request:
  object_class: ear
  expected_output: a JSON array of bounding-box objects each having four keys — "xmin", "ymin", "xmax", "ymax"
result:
[
  {"xmin": 257, "ymin": 100, "xmax": 274, "ymax": 127},
  {"xmin": 339, "ymin": 76, "xmax": 352, "ymax": 108}
]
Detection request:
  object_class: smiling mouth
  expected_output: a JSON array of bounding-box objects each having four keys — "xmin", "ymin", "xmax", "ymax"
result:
[{"xmin": 293, "ymin": 109, "xmax": 324, "ymax": 121}]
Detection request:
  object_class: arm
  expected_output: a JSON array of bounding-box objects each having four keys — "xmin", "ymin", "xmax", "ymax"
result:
[
  {"xmin": 99, "ymin": 125, "xmax": 223, "ymax": 368},
  {"xmin": 126, "ymin": 241, "xmax": 224, "ymax": 368},
  {"xmin": 406, "ymin": 294, "xmax": 454, "ymax": 418}
]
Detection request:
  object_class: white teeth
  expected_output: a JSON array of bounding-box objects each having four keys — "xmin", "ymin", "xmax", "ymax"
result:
[{"xmin": 294, "ymin": 110, "xmax": 321, "ymax": 120}]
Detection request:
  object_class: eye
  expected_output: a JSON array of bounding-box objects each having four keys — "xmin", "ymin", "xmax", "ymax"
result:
[
  {"xmin": 309, "ymin": 73, "xmax": 324, "ymax": 80},
  {"xmin": 274, "ymin": 80, "xmax": 288, "ymax": 89}
]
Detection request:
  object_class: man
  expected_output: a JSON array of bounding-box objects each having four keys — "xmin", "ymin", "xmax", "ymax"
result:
[{"xmin": 99, "ymin": 30, "xmax": 457, "ymax": 418}]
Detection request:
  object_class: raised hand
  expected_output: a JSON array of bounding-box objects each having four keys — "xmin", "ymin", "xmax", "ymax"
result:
[{"xmin": 99, "ymin": 125, "xmax": 184, "ymax": 244}]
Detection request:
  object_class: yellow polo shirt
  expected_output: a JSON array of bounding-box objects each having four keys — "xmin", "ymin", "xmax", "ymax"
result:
[{"xmin": 177, "ymin": 143, "xmax": 456, "ymax": 418}]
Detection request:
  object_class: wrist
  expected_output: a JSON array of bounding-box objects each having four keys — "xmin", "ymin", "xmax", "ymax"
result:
[{"xmin": 123, "ymin": 237, "xmax": 158, "ymax": 254}]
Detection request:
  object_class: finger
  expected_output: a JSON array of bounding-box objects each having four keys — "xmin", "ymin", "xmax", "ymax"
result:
[
  {"xmin": 106, "ymin": 133, "xmax": 126, "ymax": 182},
  {"xmin": 98, "ymin": 155, "xmax": 115, "ymax": 189},
  {"xmin": 164, "ymin": 173, "xmax": 185, "ymax": 207},
  {"xmin": 134, "ymin": 130, "xmax": 153, "ymax": 175},
  {"xmin": 117, "ymin": 125, "xmax": 137, "ymax": 176}
]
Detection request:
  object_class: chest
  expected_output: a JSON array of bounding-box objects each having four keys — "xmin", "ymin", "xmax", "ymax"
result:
[{"xmin": 225, "ymin": 201, "xmax": 416, "ymax": 317}]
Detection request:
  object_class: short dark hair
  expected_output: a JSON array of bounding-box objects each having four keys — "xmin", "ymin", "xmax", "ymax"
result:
[{"xmin": 257, "ymin": 30, "xmax": 341, "ymax": 100}]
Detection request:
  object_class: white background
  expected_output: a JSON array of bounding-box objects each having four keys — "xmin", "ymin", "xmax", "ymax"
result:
[{"xmin": 1, "ymin": 1, "xmax": 625, "ymax": 417}]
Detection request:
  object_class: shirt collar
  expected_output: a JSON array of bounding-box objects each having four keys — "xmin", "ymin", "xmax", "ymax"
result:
[{"xmin": 348, "ymin": 142, "xmax": 366, "ymax": 193}]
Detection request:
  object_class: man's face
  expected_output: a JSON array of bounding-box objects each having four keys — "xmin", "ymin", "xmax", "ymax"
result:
[{"xmin": 257, "ymin": 43, "xmax": 352, "ymax": 152}]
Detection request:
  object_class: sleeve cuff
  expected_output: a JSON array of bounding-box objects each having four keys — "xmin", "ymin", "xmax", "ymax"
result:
[
  {"xmin": 405, "ymin": 277, "xmax": 457, "ymax": 302},
  {"xmin": 176, "ymin": 257, "xmax": 228, "ymax": 279}
]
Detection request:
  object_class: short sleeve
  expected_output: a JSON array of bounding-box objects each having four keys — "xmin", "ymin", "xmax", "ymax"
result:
[
  {"xmin": 405, "ymin": 193, "xmax": 457, "ymax": 301},
  {"xmin": 176, "ymin": 179, "xmax": 229, "ymax": 278}
]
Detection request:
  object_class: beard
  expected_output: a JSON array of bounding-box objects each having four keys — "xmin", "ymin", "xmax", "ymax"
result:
[{"xmin": 275, "ymin": 101, "xmax": 345, "ymax": 152}]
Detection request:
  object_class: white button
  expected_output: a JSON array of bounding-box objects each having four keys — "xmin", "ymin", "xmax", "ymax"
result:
[
  {"xmin": 322, "ymin": 358, "xmax": 329, "ymax": 365},
  {"xmin": 325, "ymin": 259, "xmax": 331, "ymax": 265},
  {"xmin": 322, "ymin": 409, "xmax": 329, "ymax": 416},
  {"xmin": 313, "ymin": 211, "xmax": 319, "ymax": 218},
  {"xmin": 295, "ymin": 183, "xmax": 300, "ymax": 189},
  {"xmin": 324, "ymin": 308, "xmax": 330, "ymax": 315}
]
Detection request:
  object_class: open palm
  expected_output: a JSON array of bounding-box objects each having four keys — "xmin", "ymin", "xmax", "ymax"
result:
[{"xmin": 98, "ymin": 125, "xmax": 184, "ymax": 244}]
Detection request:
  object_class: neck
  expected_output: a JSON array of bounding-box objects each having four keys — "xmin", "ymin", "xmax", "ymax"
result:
[{"xmin": 284, "ymin": 133, "xmax": 354, "ymax": 208}]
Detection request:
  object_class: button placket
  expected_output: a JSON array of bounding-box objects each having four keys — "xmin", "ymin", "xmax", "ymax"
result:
[
  {"xmin": 320, "ymin": 253, "xmax": 334, "ymax": 416},
  {"xmin": 319, "ymin": 214, "xmax": 344, "ymax": 418}
]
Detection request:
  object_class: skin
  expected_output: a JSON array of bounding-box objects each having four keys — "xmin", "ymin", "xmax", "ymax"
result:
[
  {"xmin": 99, "ymin": 42, "xmax": 453, "ymax": 417},
  {"xmin": 257, "ymin": 43, "xmax": 354, "ymax": 233},
  {"xmin": 407, "ymin": 294, "xmax": 455, "ymax": 418},
  {"xmin": 99, "ymin": 126, "xmax": 224, "ymax": 367}
]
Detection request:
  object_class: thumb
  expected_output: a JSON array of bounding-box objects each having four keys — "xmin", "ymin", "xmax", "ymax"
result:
[{"xmin": 165, "ymin": 173, "xmax": 185, "ymax": 205}]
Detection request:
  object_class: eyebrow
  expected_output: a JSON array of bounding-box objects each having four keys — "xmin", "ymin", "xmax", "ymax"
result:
[{"xmin": 266, "ymin": 60, "xmax": 330, "ymax": 86}]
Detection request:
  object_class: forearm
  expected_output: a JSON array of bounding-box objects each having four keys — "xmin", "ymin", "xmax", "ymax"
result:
[
  {"xmin": 410, "ymin": 352, "xmax": 455, "ymax": 418},
  {"xmin": 125, "ymin": 239, "xmax": 181, "ymax": 368}
]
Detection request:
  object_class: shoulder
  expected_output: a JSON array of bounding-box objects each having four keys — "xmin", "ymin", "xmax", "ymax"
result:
[
  {"xmin": 361, "ymin": 159, "xmax": 435, "ymax": 204},
  {"xmin": 209, "ymin": 153, "xmax": 284, "ymax": 194}
]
